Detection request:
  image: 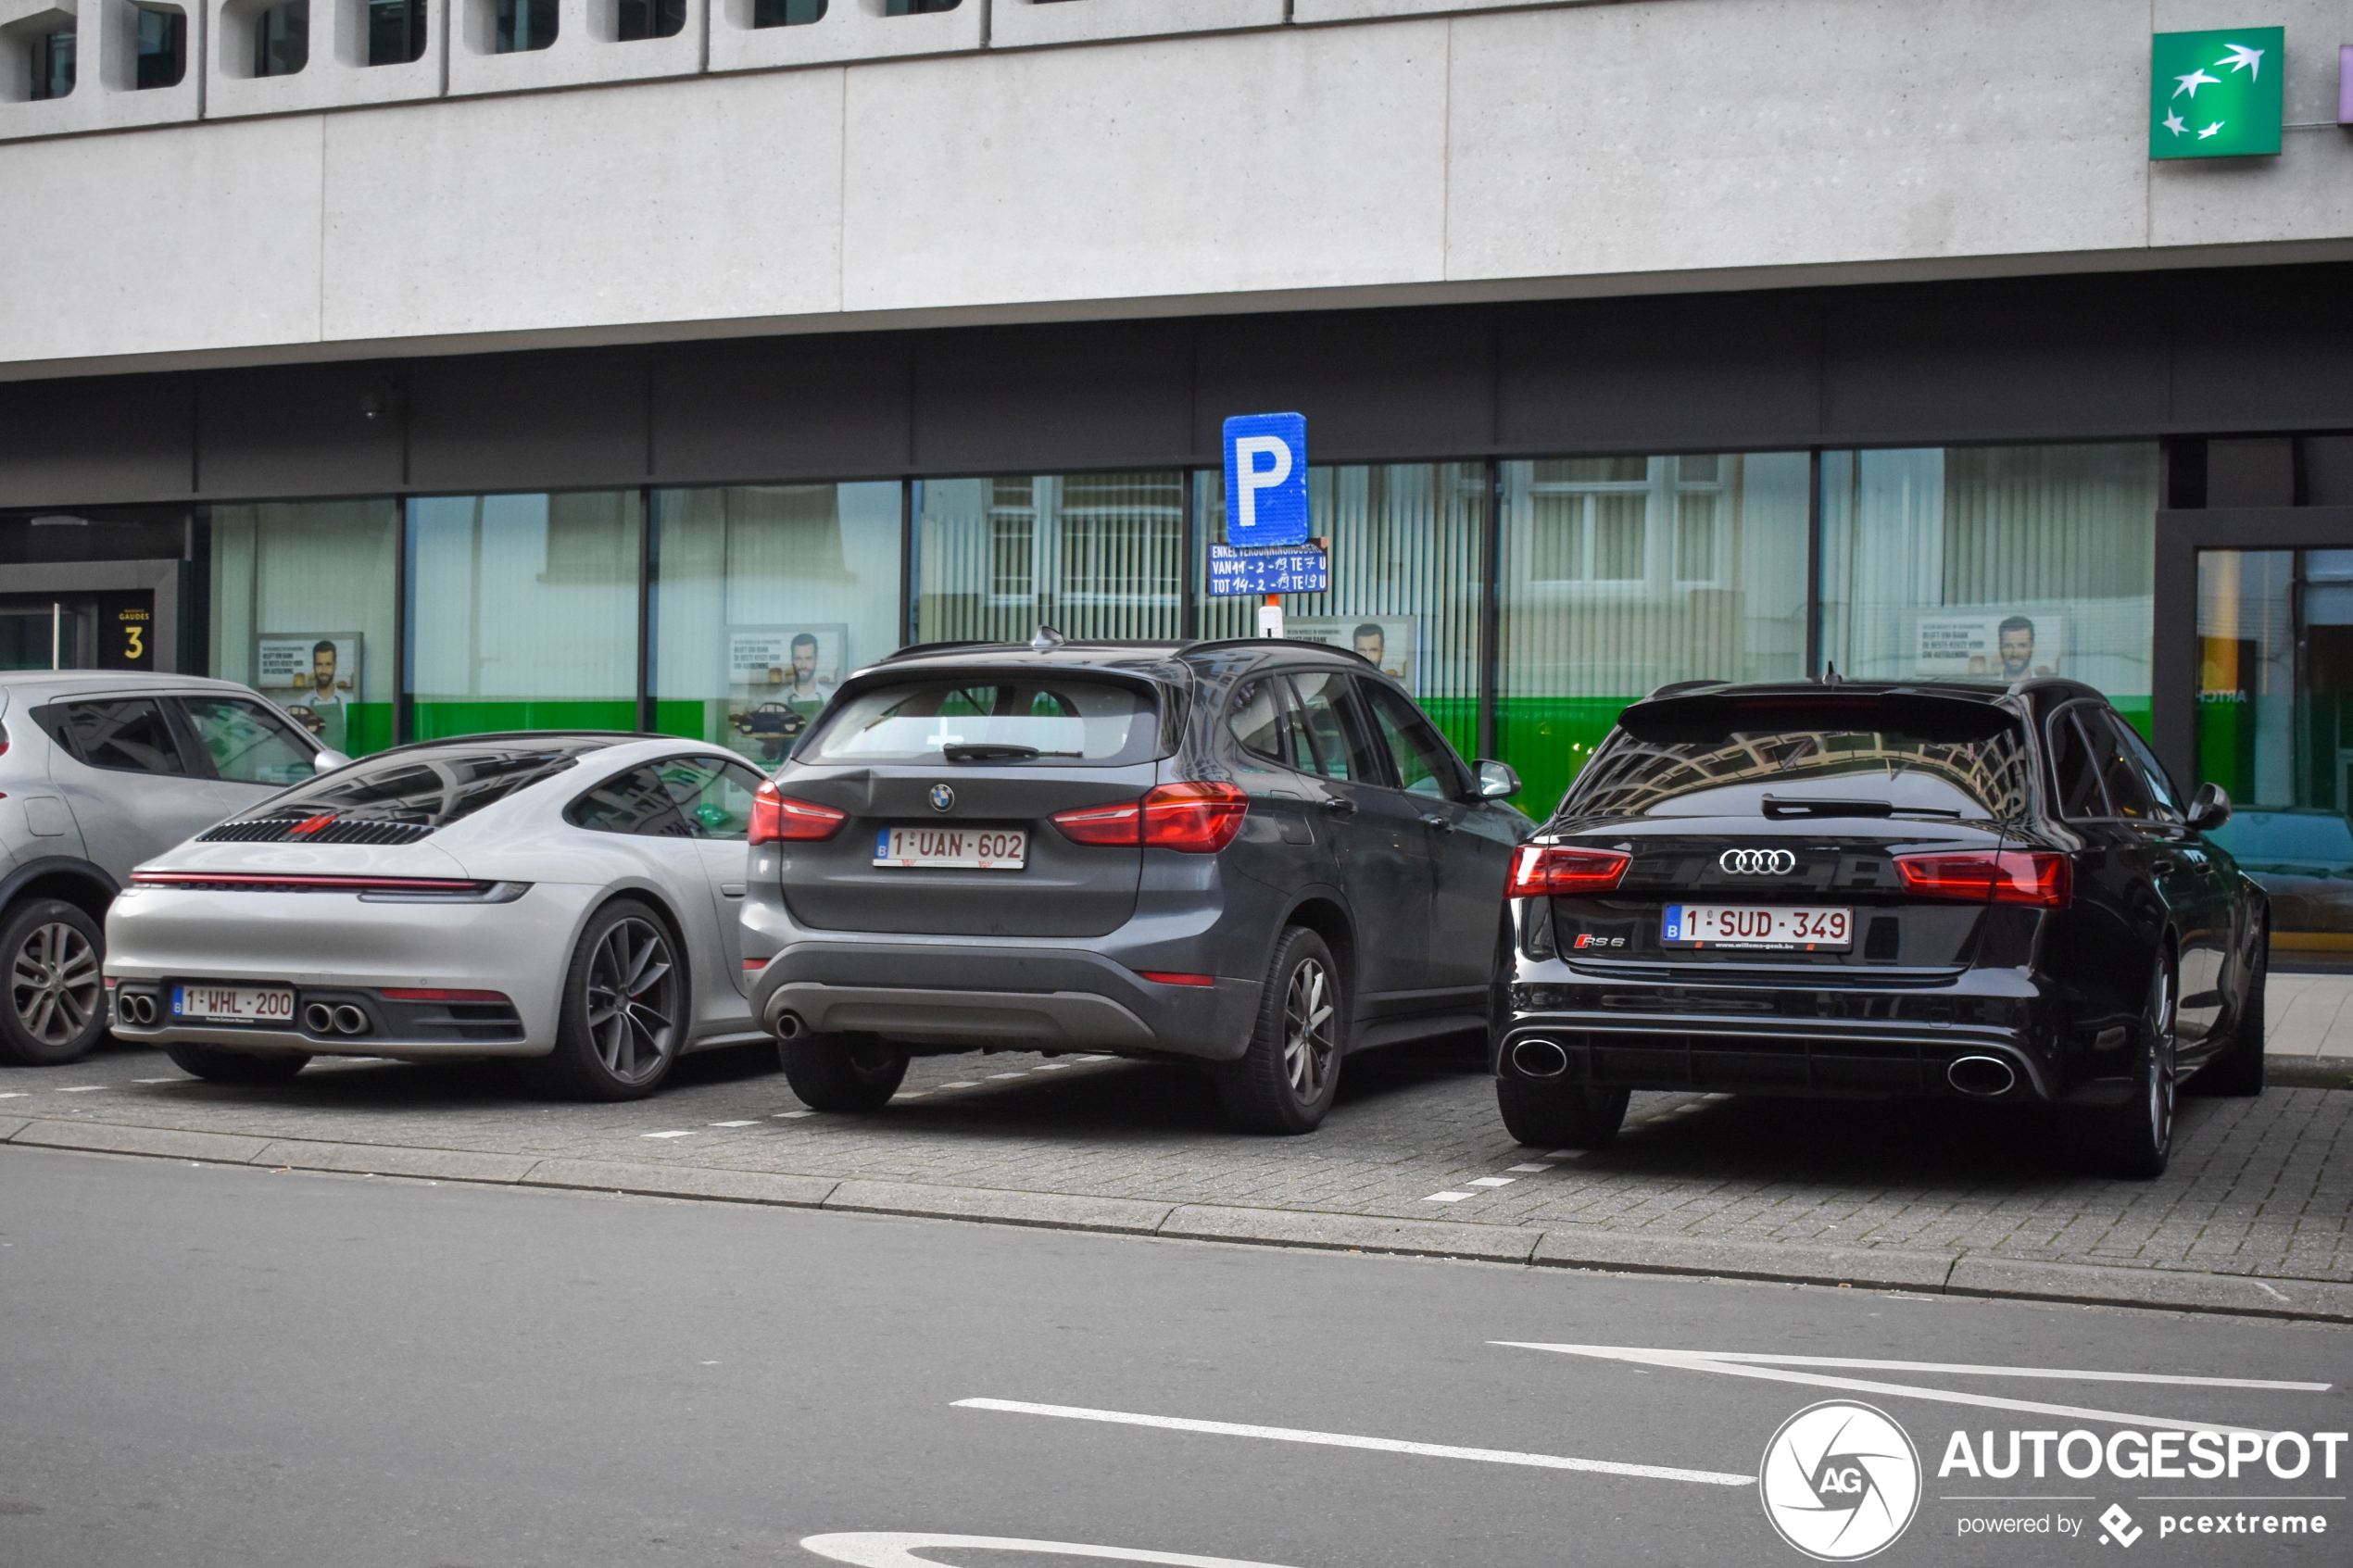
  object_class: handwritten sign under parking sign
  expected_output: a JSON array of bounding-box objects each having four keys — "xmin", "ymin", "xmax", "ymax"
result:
[
  {"xmin": 1222, "ymin": 412, "xmax": 1308, "ymax": 548},
  {"xmin": 1207, "ymin": 543, "xmax": 1328, "ymax": 596}
]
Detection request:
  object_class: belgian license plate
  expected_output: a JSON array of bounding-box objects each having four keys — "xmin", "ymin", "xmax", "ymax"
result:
[
  {"xmin": 172, "ymin": 984, "xmax": 297, "ymax": 1022},
  {"xmin": 1663, "ymin": 905, "xmax": 1853, "ymax": 950},
  {"xmin": 874, "ymin": 826, "xmax": 1028, "ymax": 871}
]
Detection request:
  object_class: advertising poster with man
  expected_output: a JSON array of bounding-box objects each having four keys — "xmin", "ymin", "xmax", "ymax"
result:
[
  {"xmin": 1286, "ymin": 617, "xmax": 1416, "ymax": 693},
  {"xmin": 256, "ymin": 634, "xmax": 361, "ymax": 752},
  {"xmin": 1915, "ymin": 613, "xmax": 2063, "ymax": 681},
  {"xmin": 725, "ymin": 623, "xmax": 848, "ymax": 761}
]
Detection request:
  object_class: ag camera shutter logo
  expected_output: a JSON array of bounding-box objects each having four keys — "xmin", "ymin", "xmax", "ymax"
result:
[{"xmin": 1759, "ymin": 1401, "xmax": 1921, "ymax": 1561}]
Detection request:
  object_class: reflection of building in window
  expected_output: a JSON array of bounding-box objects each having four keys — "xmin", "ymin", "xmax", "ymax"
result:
[
  {"xmin": 1526, "ymin": 456, "xmax": 1727, "ymax": 586},
  {"xmin": 1573, "ymin": 729, "xmax": 2033, "ymax": 823},
  {"xmin": 133, "ymin": 6, "xmax": 185, "ymax": 87},
  {"xmin": 928, "ymin": 471, "xmax": 1184, "ymax": 642}
]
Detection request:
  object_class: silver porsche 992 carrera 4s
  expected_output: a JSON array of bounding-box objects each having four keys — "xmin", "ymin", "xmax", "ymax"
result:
[{"xmin": 104, "ymin": 734, "xmax": 774, "ymax": 1098}]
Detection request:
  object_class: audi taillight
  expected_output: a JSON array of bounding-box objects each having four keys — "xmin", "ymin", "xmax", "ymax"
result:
[
  {"xmin": 749, "ymin": 780, "xmax": 846, "ymax": 845},
  {"xmin": 1894, "ymin": 850, "xmax": 2072, "ymax": 909},
  {"xmin": 1052, "ymin": 784, "xmax": 1250, "ymax": 855},
  {"xmin": 1507, "ymin": 846, "xmax": 1631, "ymax": 898}
]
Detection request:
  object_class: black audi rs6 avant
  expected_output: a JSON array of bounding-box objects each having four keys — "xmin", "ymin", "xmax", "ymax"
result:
[{"xmin": 1491, "ymin": 680, "xmax": 2269, "ymax": 1177}]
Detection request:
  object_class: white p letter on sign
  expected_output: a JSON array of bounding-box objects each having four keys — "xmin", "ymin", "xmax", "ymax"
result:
[{"xmin": 1221, "ymin": 412, "xmax": 1308, "ymax": 548}]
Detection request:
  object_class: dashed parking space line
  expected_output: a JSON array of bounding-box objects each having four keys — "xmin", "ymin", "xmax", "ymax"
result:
[
  {"xmin": 0, "ymin": 1093, "xmax": 25, "ymax": 1099},
  {"xmin": 937, "ymin": 1082, "xmax": 980, "ymax": 1090},
  {"xmin": 1466, "ymin": 1176, "xmax": 1514, "ymax": 1188},
  {"xmin": 774, "ymin": 1110, "xmax": 815, "ymax": 1119},
  {"xmin": 641, "ymin": 1130, "xmax": 696, "ymax": 1139},
  {"xmin": 1036, "ymin": 1063, "xmax": 1070, "ymax": 1071},
  {"xmin": 131, "ymin": 1077, "xmax": 182, "ymax": 1085},
  {"xmin": 892, "ymin": 1091, "xmax": 930, "ymax": 1100},
  {"xmin": 707, "ymin": 1120, "xmax": 757, "ymax": 1128},
  {"xmin": 951, "ymin": 1398, "xmax": 1754, "ymax": 1486},
  {"xmin": 987, "ymin": 1073, "xmax": 1027, "ymax": 1081},
  {"xmin": 57, "ymin": 1085, "xmax": 105, "ymax": 1093},
  {"xmin": 1506, "ymin": 1163, "xmax": 1549, "ymax": 1173},
  {"xmin": 1423, "ymin": 1191, "xmax": 1475, "ymax": 1203}
]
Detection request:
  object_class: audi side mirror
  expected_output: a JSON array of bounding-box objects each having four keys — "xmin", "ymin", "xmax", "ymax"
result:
[
  {"xmin": 2186, "ymin": 781, "xmax": 2232, "ymax": 833},
  {"xmin": 1476, "ymin": 759, "xmax": 1520, "ymax": 799}
]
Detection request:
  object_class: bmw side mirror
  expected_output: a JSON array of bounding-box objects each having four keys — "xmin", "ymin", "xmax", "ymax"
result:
[
  {"xmin": 2187, "ymin": 781, "xmax": 2232, "ymax": 833},
  {"xmin": 1476, "ymin": 759, "xmax": 1520, "ymax": 799}
]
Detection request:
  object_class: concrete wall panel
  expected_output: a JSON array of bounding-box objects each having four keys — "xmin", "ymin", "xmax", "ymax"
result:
[
  {"xmin": 1441, "ymin": 0, "xmax": 2152, "ymax": 285},
  {"xmin": 838, "ymin": 24, "xmax": 1450, "ymax": 313},
  {"xmin": 319, "ymin": 69, "xmax": 845, "ymax": 344},
  {"xmin": 0, "ymin": 117, "xmax": 322, "ymax": 363}
]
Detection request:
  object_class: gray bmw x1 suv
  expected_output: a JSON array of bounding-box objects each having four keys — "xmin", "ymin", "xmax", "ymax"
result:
[{"xmin": 741, "ymin": 634, "xmax": 1534, "ymax": 1132}]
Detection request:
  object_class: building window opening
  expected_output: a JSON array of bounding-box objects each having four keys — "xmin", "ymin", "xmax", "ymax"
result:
[
  {"xmin": 616, "ymin": 0, "xmax": 684, "ymax": 39},
  {"xmin": 27, "ymin": 25, "xmax": 73, "ymax": 98},
  {"xmin": 749, "ymin": 0, "xmax": 823, "ymax": 25},
  {"xmin": 884, "ymin": 0, "xmax": 956, "ymax": 15},
  {"xmin": 254, "ymin": 0, "xmax": 308, "ymax": 75},
  {"xmin": 366, "ymin": 0, "xmax": 425, "ymax": 64},
  {"xmin": 132, "ymin": 6, "xmax": 184, "ymax": 87},
  {"xmin": 494, "ymin": 0, "xmax": 554, "ymax": 50}
]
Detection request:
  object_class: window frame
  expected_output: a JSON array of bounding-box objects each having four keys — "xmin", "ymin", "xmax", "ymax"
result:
[
  {"xmin": 171, "ymin": 693, "xmax": 321, "ymax": 787},
  {"xmin": 36, "ymin": 696, "xmax": 198, "ymax": 779}
]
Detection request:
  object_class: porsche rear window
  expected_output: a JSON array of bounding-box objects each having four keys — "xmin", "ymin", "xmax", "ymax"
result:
[
  {"xmin": 801, "ymin": 677, "xmax": 1158, "ymax": 766},
  {"xmin": 245, "ymin": 741, "xmax": 610, "ymax": 825}
]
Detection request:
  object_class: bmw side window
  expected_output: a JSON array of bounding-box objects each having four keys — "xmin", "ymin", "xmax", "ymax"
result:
[
  {"xmin": 1227, "ymin": 679, "xmax": 1290, "ymax": 767},
  {"xmin": 2083, "ymin": 711, "xmax": 2157, "ymax": 822},
  {"xmin": 49, "ymin": 698, "xmax": 188, "ymax": 775},
  {"xmin": 178, "ymin": 696, "xmax": 318, "ymax": 786},
  {"xmin": 2046, "ymin": 709, "xmax": 2109, "ymax": 821},
  {"xmin": 2114, "ymin": 722, "xmax": 2184, "ymax": 822},
  {"xmin": 1363, "ymin": 682, "xmax": 1466, "ymax": 801},
  {"xmin": 568, "ymin": 767, "xmax": 692, "ymax": 836},
  {"xmin": 1286, "ymin": 671, "xmax": 1376, "ymax": 784}
]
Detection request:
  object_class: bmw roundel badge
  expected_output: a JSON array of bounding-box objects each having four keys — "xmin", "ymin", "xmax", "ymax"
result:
[{"xmin": 929, "ymin": 784, "xmax": 955, "ymax": 813}]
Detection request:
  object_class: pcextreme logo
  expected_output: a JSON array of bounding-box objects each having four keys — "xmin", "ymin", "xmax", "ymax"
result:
[{"xmin": 1760, "ymin": 1401, "xmax": 1922, "ymax": 1561}]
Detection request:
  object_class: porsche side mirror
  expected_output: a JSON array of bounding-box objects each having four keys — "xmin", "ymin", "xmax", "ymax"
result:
[
  {"xmin": 2187, "ymin": 781, "xmax": 2232, "ymax": 833},
  {"xmin": 312, "ymin": 748, "xmax": 353, "ymax": 774},
  {"xmin": 1476, "ymin": 759, "xmax": 1520, "ymax": 799}
]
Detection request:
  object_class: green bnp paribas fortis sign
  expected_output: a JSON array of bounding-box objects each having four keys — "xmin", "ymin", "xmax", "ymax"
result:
[{"xmin": 2150, "ymin": 27, "xmax": 2284, "ymax": 158}]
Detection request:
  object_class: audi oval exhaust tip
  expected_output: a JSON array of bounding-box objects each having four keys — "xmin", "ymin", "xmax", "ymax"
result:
[
  {"xmin": 1946, "ymin": 1055, "xmax": 2016, "ymax": 1098},
  {"xmin": 1511, "ymin": 1037, "xmax": 1569, "ymax": 1079},
  {"xmin": 331, "ymin": 1004, "xmax": 371, "ymax": 1036}
]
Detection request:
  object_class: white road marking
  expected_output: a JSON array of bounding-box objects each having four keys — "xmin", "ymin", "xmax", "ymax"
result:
[
  {"xmin": 1544, "ymin": 1149, "xmax": 1586, "ymax": 1160},
  {"xmin": 1424, "ymin": 1192, "xmax": 1474, "ymax": 1203},
  {"xmin": 893, "ymin": 1091, "xmax": 930, "ymax": 1100},
  {"xmin": 708, "ymin": 1120, "xmax": 757, "ymax": 1127},
  {"xmin": 1076, "ymin": 1054, "xmax": 1113, "ymax": 1061},
  {"xmin": 641, "ymin": 1130, "xmax": 695, "ymax": 1139},
  {"xmin": 1037, "ymin": 1063, "xmax": 1071, "ymax": 1071},
  {"xmin": 938, "ymin": 1082, "xmax": 980, "ymax": 1089},
  {"xmin": 57, "ymin": 1085, "xmax": 104, "ymax": 1093},
  {"xmin": 0, "ymin": 1092, "xmax": 26, "ymax": 1098},
  {"xmin": 132, "ymin": 1077, "xmax": 182, "ymax": 1084},
  {"xmin": 1498, "ymin": 1344, "xmax": 2304, "ymax": 1436},
  {"xmin": 802, "ymin": 1533, "xmax": 1302, "ymax": 1568},
  {"xmin": 1614, "ymin": 1350, "xmax": 2329, "ymax": 1393},
  {"xmin": 952, "ymin": 1398, "xmax": 1751, "ymax": 1486},
  {"xmin": 1467, "ymin": 1176, "xmax": 1514, "ymax": 1188},
  {"xmin": 1507, "ymin": 1163, "xmax": 1549, "ymax": 1173},
  {"xmin": 775, "ymin": 1110, "xmax": 816, "ymax": 1119},
  {"xmin": 987, "ymin": 1072, "xmax": 1027, "ymax": 1080}
]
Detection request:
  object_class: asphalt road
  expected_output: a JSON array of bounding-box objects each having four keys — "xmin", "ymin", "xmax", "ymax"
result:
[{"xmin": 1, "ymin": 1147, "xmax": 2346, "ymax": 1568}]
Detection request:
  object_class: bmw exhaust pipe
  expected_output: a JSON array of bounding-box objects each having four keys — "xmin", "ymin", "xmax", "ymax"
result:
[
  {"xmin": 1946, "ymin": 1055, "xmax": 2016, "ymax": 1098},
  {"xmin": 304, "ymin": 1002, "xmax": 335, "ymax": 1035},
  {"xmin": 331, "ymin": 1005, "xmax": 370, "ymax": 1036},
  {"xmin": 1511, "ymin": 1037, "xmax": 1569, "ymax": 1079}
]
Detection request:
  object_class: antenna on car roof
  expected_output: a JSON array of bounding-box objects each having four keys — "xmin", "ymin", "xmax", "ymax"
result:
[
  {"xmin": 1029, "ymin": 624, "xmax": 1067, "ymax": 652},
  {"xmin": 1821, "ymin": 662, "xmax": 1843, "ymax": 686}
]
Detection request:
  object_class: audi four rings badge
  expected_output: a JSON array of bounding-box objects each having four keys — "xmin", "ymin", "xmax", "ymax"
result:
[
  {"xmin": 1720, "ymin": 848, "xmax": 1797, "ymax": 875},
  {"xmin": 929, "ymin": 784, "xmax": 955, "ymax": 812}
]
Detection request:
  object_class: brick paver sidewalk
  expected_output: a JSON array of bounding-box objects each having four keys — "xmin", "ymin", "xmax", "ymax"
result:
[{"xmin": 3, "ymin": 977, "xmax": 2347, "ymax": 1305}]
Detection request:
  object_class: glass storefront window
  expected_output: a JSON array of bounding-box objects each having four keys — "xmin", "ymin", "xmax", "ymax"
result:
[
  {"xmin": 1496, "ymin": 453, "xmax": 1810, "ymax": 816},
  {"xmin": 1820, "ymin": 443, "xmax": 2158, "ymax": 730},
  {"xmin": 649, "ymin": 483, "xmax": 903, "ymax": 769},
  {"xmin": 209, "ymin": 499, "xmax": 401, "ymax": 755},
  {"xmin": 1192, "ymin": 463, "xmax": 1487, "ymax": 761},
  {"xmin": 408, "ymin": 492, "xmax": 641, "ymax": 741},
  {"xmin": 918, "ymin": 471, "xmax": 1183, "ymax": 644}
]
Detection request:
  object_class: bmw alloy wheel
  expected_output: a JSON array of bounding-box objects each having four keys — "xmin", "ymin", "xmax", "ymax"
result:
[
  {"xmin": 584, "ymin": 917, "xmax": 679, "ymax": 1086},
  {"xmin": 1283, "ymin": 956, "xmax": 1337, "ymax": 1102}
]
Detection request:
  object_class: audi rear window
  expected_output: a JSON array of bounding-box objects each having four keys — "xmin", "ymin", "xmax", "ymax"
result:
[
  {"xmin": 241, "ymin": 740, "xmax": 612, "ymax": 825},
  {"xmin": 801, "ymin": 677, "xmax": 1159, "ymax": 767},
  {"xmin": 1567, "ymin": 699, "xmax": 2031, "ymax": 822}
]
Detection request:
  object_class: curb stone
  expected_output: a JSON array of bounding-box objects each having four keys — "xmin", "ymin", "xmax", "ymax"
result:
[
  {"xmin": 6, "ymin": 1123, "xmax": 2348, "ymax": 1323},
  {"xmin": 2268, "ymin": 1056, "xmax": 2353, "ymax": 1091}
]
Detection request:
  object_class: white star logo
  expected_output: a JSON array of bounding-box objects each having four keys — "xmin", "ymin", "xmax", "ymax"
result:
[
  {"xmin": 2173, "ymin": 67, "xmax": 2220, "ymax": 98},
  {"xmin": 2163, "ymin": 110, "xmax": 2188, "ymax": 136},
  {"xmin": 2217, "ymin": 43, "xmax": 2263, "ymax": 79},
  {"xmin": 2198, "ymin": 120, "xmax": 2225, "ymax": 139}
]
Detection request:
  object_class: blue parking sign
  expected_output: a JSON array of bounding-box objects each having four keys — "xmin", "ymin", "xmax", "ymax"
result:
[{"xmin": 1222, "ymin": 412, "xmax": 1308, "ymax": 548}]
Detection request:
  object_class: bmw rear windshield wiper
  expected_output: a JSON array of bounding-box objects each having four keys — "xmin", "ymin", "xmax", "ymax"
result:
[
  {"xmin": 1761, "ymin": 794, "xmax": 1961, "ymax": 820},
  {"xmin": 938, "ymin": 743, "xmax": 1084, "ymax": 763}
]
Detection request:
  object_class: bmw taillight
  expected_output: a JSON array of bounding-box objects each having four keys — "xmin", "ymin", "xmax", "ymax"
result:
[
  {"xmin": 1894, "ymin": 850, "xmax": 2072, "ymax": 909},
  {"xmin": 1507, "ymin": 846, "xmax": 1631, "ymax": 897},
  {"xmin": 1052, "ymin": 783, "xmax": 1250, "ymax": 855},
  {"xmin": 749, "ymin": 780, "xmax": 846, "ymax": 845}
]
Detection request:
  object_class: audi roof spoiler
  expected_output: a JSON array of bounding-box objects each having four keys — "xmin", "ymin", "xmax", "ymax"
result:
[{"xmin": 1617, "ymin": 685, "xmax": 2022, "ymax": 746}]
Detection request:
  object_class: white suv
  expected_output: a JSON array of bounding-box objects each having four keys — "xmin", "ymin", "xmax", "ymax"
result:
[{"xmin": 0, "ymin": 672, "xmax": 344, "ymax": 1064}]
